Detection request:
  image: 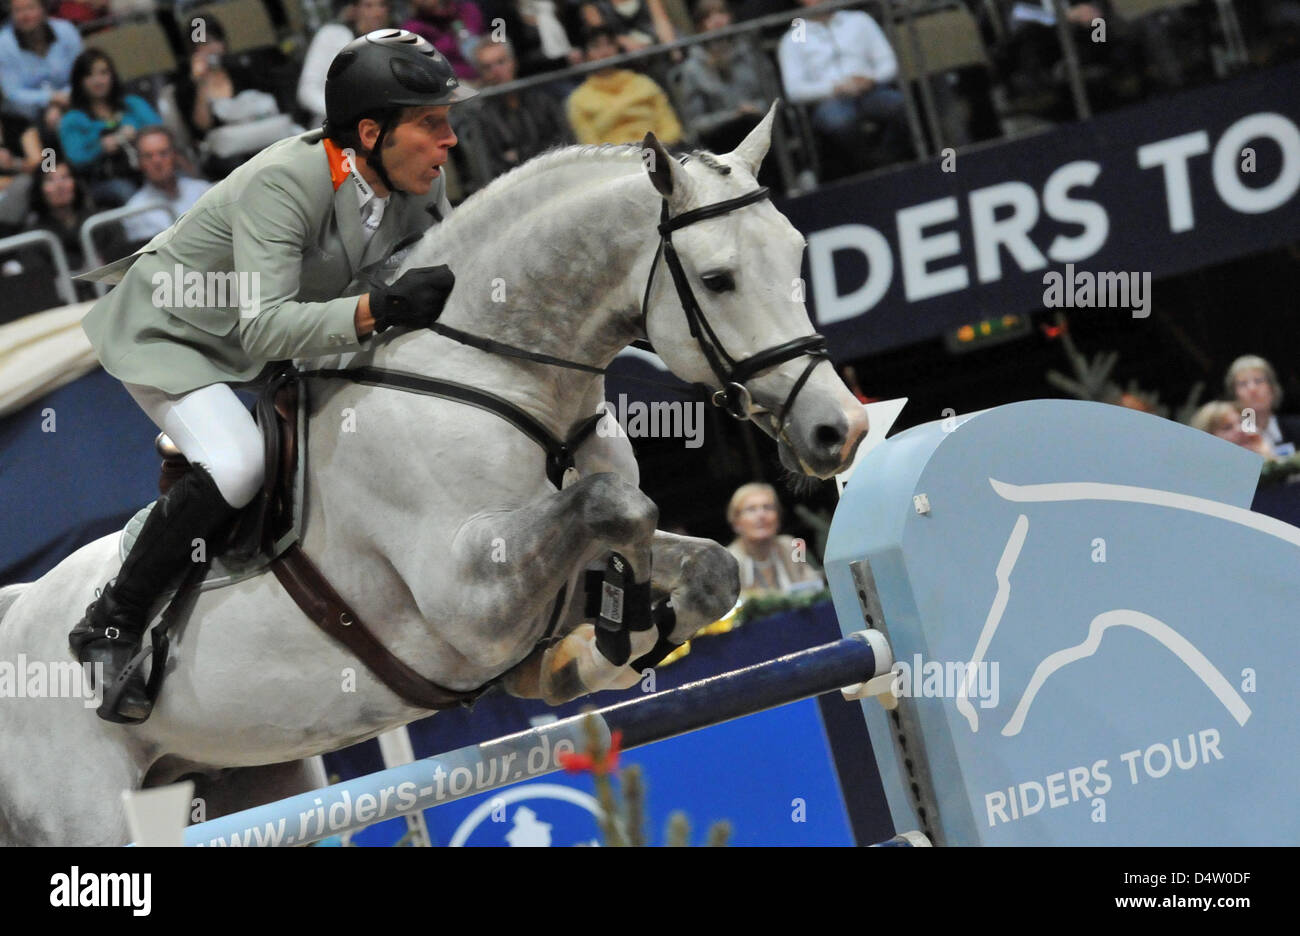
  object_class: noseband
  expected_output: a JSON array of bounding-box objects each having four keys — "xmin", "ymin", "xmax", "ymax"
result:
[{"xmin": 639, "ymin": 183, "xmax": 829, "ymax": 430}]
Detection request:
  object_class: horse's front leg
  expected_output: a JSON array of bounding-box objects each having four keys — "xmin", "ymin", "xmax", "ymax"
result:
[
  {"xmin": 446, "ymin": 472, "xmax": 663, "ymax": 703},
  {"xmin": 648, "ymin": 530, "xmax": 740, "ymax": 644},
  {"xmin": 503, "ymin": 530, "xmax": 740, "ymax": 704}
]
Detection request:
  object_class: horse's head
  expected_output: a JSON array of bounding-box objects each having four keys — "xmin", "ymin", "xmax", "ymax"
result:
[{"xmin": 639, "ymin": 105, "xmax": 867, "ymax": 479}]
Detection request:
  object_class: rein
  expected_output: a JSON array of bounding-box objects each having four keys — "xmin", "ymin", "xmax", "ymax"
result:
[{"xmin": 300, "ymin": 365, "xmax": 604, "ymax": 489}]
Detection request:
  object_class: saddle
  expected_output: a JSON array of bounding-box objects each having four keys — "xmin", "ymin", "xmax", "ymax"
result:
[{"xmin": 156, "ymin": 366, "xmax": 300, "ymax": 563}]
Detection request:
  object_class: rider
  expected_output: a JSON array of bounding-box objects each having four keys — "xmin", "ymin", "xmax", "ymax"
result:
[{"xmin": 70, "ymin": 29, "xmax": 477, "ymax": 724}]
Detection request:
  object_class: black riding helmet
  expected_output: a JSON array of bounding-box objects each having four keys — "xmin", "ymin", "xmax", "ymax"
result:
[{"xmin": 324, "ymin": 28, "xmax": 477, "ymax": 192}]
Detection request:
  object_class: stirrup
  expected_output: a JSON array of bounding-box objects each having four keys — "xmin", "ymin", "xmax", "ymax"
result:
[
  {"xmin": 97, "ymin": 640, "xmax": 154, "ymax": 725},
  {"xmin": 69, "ymin": 601, "xmax": 154, "ymax": 724}
]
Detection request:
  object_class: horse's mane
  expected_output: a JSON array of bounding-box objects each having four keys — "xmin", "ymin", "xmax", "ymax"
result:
[{"xmin": 420, "ymin": 143, "xmax": 645, "ymax": 256}]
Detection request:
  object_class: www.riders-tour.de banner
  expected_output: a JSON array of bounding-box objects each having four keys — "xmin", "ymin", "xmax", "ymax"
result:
[{"xmin": 779, "ymin": 61, "xmax": 1300, "ymax": 357}]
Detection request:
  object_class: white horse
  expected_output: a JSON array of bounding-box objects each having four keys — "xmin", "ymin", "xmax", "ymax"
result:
[{"xmin": 0, "ymin": 107, "xmax": 867, "ymax": 845}]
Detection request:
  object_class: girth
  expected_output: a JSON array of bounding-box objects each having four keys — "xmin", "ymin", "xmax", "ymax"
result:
[{"xmin": 269, "ymin": 543, "xmax": 571, "ymax": 710}]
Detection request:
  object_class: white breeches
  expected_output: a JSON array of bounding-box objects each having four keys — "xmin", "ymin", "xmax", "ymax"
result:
[{"xmin": 124, "ymin": 382, "xmax": 265, "ymax": 509}]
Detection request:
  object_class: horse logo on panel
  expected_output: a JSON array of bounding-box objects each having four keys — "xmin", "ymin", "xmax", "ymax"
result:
[
  {"xmin": 952, "ymin": 472, "xmax": 1299, "ymax": 736},
  {"xmin": 826, "ymin": 399, "xmax": 1300, "ymax": 845}
]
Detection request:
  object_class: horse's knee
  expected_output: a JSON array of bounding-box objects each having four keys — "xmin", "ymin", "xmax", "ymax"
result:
[
  {"xmin": 680, "ymin": 542, "xmax": 740, "ymax": 624},
  {"xmin": 579, "ymin": 473, "xmax": 658, "ymax": 544}
]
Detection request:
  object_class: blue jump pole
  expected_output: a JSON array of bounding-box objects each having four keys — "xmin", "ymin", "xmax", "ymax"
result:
[
  {"xmin": 598, "ymin": 629, "xmax": 886, "ymax": 748},
  {"xmin": 180, "ymin": 631, "xmax": 887, "ymax": 846}
]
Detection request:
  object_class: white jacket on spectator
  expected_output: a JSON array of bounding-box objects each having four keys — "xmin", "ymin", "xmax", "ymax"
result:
[
  {"xmin": 297, "ymin": 23, "xmax": 356, "ymax": 128},
  {"xmin": 777, "ymin": 11, "xmax": 898, "ymax": 105}
]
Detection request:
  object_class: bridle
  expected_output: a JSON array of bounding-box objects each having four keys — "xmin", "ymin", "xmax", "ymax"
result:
[{"xmin": 639, "ymin": 177, "xmax": 829, "ymax": 433}]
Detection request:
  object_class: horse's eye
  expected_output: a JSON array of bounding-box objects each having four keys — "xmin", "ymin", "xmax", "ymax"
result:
[{"xmin": 701, "ymin": 271, "xmax": 735, "ymax": 293}]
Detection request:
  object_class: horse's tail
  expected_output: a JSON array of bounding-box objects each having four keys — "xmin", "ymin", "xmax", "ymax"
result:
[{"xmin": 0, "ymin": 583, "xmax": 29, "ymax": 628}]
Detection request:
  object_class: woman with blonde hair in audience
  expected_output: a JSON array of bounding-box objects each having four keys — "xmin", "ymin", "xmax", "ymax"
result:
[
  {"xmin": 1225, "ymin": 354, "xmax": 1300, "ymax": 456},
  {"xmin": 725, "ymin": 482, "xmax": 824, "ymax": 597},
  {"xmin": 1190, "ymin": 400, "xmax": 1276, "ymax": 460}
]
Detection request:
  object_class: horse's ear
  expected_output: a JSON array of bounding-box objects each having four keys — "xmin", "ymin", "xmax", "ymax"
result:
[
  {"xmin": 729, "ymin": 100, "xmax": 779, "ymax": 177},
  {"xmin": 642, "ymin": 132, "xmax": 684, "ymax": 199}
]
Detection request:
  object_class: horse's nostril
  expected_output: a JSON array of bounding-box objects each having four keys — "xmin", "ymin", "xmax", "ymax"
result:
[{"xmin": 813, "ymin": 423, "xmax": 845, "ymax": 451}]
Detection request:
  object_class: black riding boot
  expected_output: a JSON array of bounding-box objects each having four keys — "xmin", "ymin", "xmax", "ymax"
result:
[{"xmin": 69, "ymin": 464, "xmax": 239, "ymax": 723}]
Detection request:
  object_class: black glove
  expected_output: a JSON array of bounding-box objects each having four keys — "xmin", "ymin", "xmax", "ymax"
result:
[{"xmin": 369, "ymin": 265, "xmax": 456, "ymax": 334}]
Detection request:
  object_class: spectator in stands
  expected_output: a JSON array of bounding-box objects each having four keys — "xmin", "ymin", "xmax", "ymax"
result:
[
  {"xmin": 298, "ymin": 0, "xmax": 395, "ymax": 129},
  {"xmin": 119, "ymin": 126, "xmax": 212, "ymax": 245},
  {"xmin": 59, "ymin": 48, "xmax": 160, "ymax": 208},
  {"xmin": 1190, "ymin": 400, "xmax": 1277, "ymax": 460},
  {"xmin": 777, "ymin": 0, "xmax": 911, "ymax": 179},
  {"xmin": 0, "ymin": 0, "xmax": 82, "ymax": 122},
  {"xmin": 1247, "ymin": 0, "xmax": 1300, "ymax": 65},
  {"xmin": 567, "ymin": 24, "xmax": 682, "ymax": 144},
  {"xmin": 725, "ymin": 482, "xmax": 824, "ymax": 597},
  {"xmin": 0, "ymin": 105, "xmax": 43, "ymax": 235},
  {"xmin": 1226, "ymin": 354, "xmax": 1300, "ymax": 456},
  {"xmin": 729, "ymin": 0, "xmax": 792, "ymax": 25},
  {"xmin": 174, "ymin": 16, "xmax": 298, "ymax": 179},
  {"xmin": 676, "ymin": 0, "xmax": 772, "ymax": 157},
  {"xmin": 23, "ymin": 158, "xmax": 128, "ymax": 293},
  {"xmin": 37, "ymin": 98, "xmax": 67, "ymax": 156},
  {"xmin": 468, "ymin": 38, "xmax": 573, "ymax": 177},
  {"xmin": 403, "ymin": 0, "xmax": 486, "ymax": 81},
  {"xmin": 476, "ymin": 0, "xmax": 583, "ymax": 78},
  {"xmin": 987, "ymin": 1, "xmax": 1138, "ymax": 119},
  {"xmin": 53, "ymin": 0, "xmax": 109, "ymax": 31},
  {"xmin": 577, "ymin": 0, "xmax": 677, "ymax": 53}
]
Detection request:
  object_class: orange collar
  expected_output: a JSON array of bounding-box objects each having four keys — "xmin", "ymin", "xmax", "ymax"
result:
[{"xmin": 323, "ymin": 137, "xmax": 352, "ymax": 192}]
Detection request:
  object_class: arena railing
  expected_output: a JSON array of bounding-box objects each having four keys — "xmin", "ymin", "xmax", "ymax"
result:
[
  {"xmin": 80, "ymin": 202, "xmax": 179, "ymax": 297},
  {"xmin": 0, "ymin": 231, "xmax": 78, "ymax": 307},
  {"xmin": 458, "ymin": 0, "xmax": 927, "ymax": 194}
]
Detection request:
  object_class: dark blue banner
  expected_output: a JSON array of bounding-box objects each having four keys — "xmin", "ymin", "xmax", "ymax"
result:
[{"xmin": 778, "ymin": 61, "xmax": 1300, "ymax": 357}]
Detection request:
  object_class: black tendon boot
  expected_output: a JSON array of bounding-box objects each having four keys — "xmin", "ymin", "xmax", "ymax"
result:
[{"xmin": 69, "ymin": 464, "xmax": 239, "ymax": 723}]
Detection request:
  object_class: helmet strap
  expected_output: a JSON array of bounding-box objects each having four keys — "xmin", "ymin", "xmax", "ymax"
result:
[{"xmin": 366, "ymin": 112, "xmax": 399, "ymax": 194}]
